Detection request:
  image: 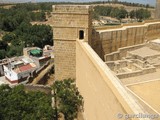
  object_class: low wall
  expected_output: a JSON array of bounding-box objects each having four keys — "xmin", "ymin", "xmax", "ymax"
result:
[
  {"xmin": 117, "ymin": 67, "xmax": 156, "ymax": 79},
  {"xmin": 106, "ymin": 59, "xmax": 156, "ymax": 79},
  {"xmin": 24, "ymin": 84, "xmax": 51, "ymax": 94},
  {"xmin": 104, "ymin": 44, "xmax": 145, "ymax": 61},
  {"xmin": 76, "ymin": 40, "xmax": 148, "ymax": 120}
]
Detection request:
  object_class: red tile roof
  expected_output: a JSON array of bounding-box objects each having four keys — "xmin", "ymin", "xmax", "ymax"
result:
[{"xmin": 19, "ymin": 64, "xmax": 33, "ymax": 72}]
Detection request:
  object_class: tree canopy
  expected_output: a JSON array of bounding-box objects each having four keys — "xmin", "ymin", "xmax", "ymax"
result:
[
  {"xmin": 0, "ymin": 3, "xmax": 53, "ymax": 59},
  {"xmin": 93, "ymin": 6, "xmax": 151, "ymax": 22},
  {"xmin": 0, "ymin": 84, "xmax": 53, "ymax": 120},
  {"xmin": 130, "ymin": 9, "xmax": 151, "ymax": 21},
  {"xmin": 93, "ymin": 6, "xmax": 128, "ymax": 20},
  {"xmin": 0, "ymin": 79, "xmax": 83, "ymax": 120},
  {"xmin": 52, "ymin": 79, "xmax": 83, "ymax": 120}
]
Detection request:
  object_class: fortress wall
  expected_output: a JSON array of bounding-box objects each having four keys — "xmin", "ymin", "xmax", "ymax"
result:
[
  {"xmin": 52, "ymin": 5, "xmax": 92, "ymax": 80},
  {"xmin": 91, "ymin": 29, "xmax": 103, "ymax": 59},
  {"xmin": 92, "ymin": 22, "xmax": 160, "ymax": 60},
  {"xmin": 100, "ymin": 26, "xmax": 146, "ymax": 55},
  {"xmin": 76, "ymin": 40, "xmax": 148, "ymax": 120}
]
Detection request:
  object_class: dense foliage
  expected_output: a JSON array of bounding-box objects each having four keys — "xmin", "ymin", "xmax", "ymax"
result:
[
  {"xmin": 0, "ymin": 84, "xmax": 53, "ymax": 120},
  {"xmin": 93, "ymin": 6, "xmax": 151, "ymax": 21},
  {"xmin": 94, "ymin": 6, "xmax": 128, "ymax": 20},
  {"xmin": 130, "ymin": 9, "xmax": 151, "ymax": 21},
  {"xmin": 52, "ymin": 79, "xmax": 83, "ymax": 120},
  {"xmin": 0, "ymin": 3, "xmax": 53, "ymax": 59},
  {"xmin": 0, "ymin": 4, "xmax": 50, "ymax": 31},
  {"xmin": 0, "ymin": 80, "xmax": 83, "ymax": 120}
]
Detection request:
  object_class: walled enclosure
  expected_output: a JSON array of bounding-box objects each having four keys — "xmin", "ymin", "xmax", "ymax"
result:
[
  {"xmin": 92, "ymin": 22, "xmax": 160, "ymax": 59},
  {"xmin": 52, "ymin": 5, "xmax": 151, "ymax": 120},
  {"xmin": 52, "ymin": 5, "xmax": 92, "ymax": 80}
]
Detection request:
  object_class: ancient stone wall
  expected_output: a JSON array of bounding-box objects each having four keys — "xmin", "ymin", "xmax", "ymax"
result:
[
  {"xmin": 52, "ymin": 5, "xmax": 92, "ymax": 80},
  {"xmin": 92, "ymin": 22, "xmax": 160, "ymax": 59},
  {"xmin": 104, "ymin": 44, "xmax": 145, "ymax": 61}
]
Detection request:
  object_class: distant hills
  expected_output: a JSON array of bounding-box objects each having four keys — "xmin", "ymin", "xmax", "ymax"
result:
[{"xmin": 0, "ymin": 0, "xmax": 156, "ymax": 6}]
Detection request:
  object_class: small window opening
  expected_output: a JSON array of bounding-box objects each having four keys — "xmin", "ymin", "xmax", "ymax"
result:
[{"xmin": 79, "ymin": 30, "xmax": 84, "ymax": 39}]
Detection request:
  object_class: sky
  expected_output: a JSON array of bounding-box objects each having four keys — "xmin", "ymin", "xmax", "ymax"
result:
[{"xmin": 0, "ymin": 0, "xmax": 156, "ymax": 6}]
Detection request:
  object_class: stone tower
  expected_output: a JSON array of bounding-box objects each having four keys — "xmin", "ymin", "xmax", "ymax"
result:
[
  {"xmin": 52, "ymin": 5, "xmax": 92, "ymax": 80},
  {"xmin": 156, "ymin": 0, "xmax": 160, "ymax": 19}
]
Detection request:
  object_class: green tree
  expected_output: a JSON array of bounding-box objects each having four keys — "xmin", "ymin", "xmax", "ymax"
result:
[
  {"xmin": 7, "ymin": 44, "xmax": 24, "ymax": 57},
  {"xmin": 2, "ymin": 33, "xmax": 16, "ymax": 43},
  {"xmin": 52, "ymin": 79, "xmax": 83, "ymax": 120},
  {"xmin": 94, "ymin": 6, "xmax": 113, "ymax": 16},
  {"xmin": 0, "ymin": 3, "xmax": 53, "ymax": 58},
  {"xmin": 2, "ymin": 17, "xmax": 18, "ymax": 31},
  {"xmin": 116, "ymin": 7, "xmax": 128, "ymax": 21},
  {"xmin": 0, "ymin": 49, "xmax": 6, "ymax": 59},
  {"xmin": 0, "ymin": 41, "xmax": 8, "ymax": 50},
  {"xmin": 0, "ymin": 84, "xmax": 54, "ymax": 120},
  {"xmin": 130, "ymin": 9, "xmax": 151, "ymax": 22},
  {"xmin": 130, "ymin": 10, "xmax": 136, "ymax": 19}
]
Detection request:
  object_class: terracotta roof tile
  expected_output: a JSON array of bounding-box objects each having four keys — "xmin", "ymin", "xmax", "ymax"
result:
[{"xmin": 19, "ymin": 64, "xmax": 33, "ymax": 72}]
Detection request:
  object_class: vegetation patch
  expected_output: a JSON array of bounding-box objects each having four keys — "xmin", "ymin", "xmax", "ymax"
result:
[
  {"xmin": 0, "ymin": 3, "xmax": 53, "ymax": 59},
  {"xmin": 0, "ymin": 79, "xmax": 83, "ymax": 120},
  {"xmin": 0, "ymin": 84, "xmax": 53, "ymax": 120}
]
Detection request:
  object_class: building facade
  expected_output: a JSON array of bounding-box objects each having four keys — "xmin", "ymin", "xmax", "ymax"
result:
[{"xmin": 3, "ymin": 47, "xmax": 52, "ymax": 84}]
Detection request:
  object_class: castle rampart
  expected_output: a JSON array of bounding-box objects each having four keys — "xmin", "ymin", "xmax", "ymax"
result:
[{"xmin": 92, "ymin": 22, "xmax": 160, "ymax": 60}]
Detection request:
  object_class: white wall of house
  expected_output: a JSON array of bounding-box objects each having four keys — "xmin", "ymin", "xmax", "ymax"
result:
[{"xmin": 3, "ymin": 65, "xmax": 18, "ymax": 81}]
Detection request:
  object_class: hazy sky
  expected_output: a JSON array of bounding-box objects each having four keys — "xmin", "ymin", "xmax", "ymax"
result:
[{"xmin": 0, "ymin": 0, "xmax": 156, "ymax": 6}]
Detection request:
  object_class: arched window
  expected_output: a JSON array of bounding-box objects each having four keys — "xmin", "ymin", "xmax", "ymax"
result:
[{"xmin": 79, "ymin": 30, "xmax": 84, "ymax": 39}]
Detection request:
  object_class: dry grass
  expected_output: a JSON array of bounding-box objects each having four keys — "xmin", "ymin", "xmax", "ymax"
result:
[{"xmin": 0, "ymin": 5, "xmax": 15, "ymax": 9}]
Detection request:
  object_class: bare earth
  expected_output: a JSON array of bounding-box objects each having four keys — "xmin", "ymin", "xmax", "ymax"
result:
[
  {"xmin": 121, "ymin": 69, "xmax": 160, "ymax": 85},
  {"xmin": 128, "ymin": 80, "xmax": 160, "ymax": 113},
  {"xmin": 129, "ymin": 47, "xmax": 160, "ymax": 58}
]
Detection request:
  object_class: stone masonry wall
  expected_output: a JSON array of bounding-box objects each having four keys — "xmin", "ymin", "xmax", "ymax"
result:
[
  {"xmin": 52, "ymin": 5, "xmax": 92, "ymax": 80},
  {"xmin": 92, "ymin": 22, "xmax": 160, "ymax": 60},
  {"xmin": 54, "ymin": 41, "xmax": 76, "ymax": 80}
]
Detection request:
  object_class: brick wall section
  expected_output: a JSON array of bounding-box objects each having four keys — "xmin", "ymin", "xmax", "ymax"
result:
[{"xmin": 52, "ymin": 5, "xmax": 92, "ymax": 80}]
